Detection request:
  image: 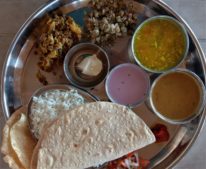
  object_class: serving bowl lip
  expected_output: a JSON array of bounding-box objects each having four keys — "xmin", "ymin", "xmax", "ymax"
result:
[
  {"xmin": 149, "ymin": 69, "xmax": 206, "ymax": 125},
  {"xmin": 131, "ymin": 15, "xmax": 190, "ymax": 74},
  {"xmin": 105, "ymin": 63, "xmax": 151, "ymax": 108},
  {"xmin": 63, "ymin": 42, "xmax": 110, "ymax": 89},
  {"xmin": 27, "ymin": 84, "xmax": 99, "ymax": 114},
  {"xmin": 27, "ymin": 84, "xmax": 98, "ymax": 101}
]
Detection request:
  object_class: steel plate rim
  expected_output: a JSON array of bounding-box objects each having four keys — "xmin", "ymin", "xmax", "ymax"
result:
[
  {"xmin": 1, "ymin": 0, "xmax": 59, "ymax": 120},
  {"xmin": 0, "ymin": 0, "xmax": 206, "ymax": 168}
]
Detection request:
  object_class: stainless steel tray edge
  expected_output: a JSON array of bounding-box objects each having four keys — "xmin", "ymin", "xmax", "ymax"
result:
[
  {"xmin": 151, "ymin": 1, "xmax": 206, "ymax": 168},
  {"xmin": 1, "ymin": 0, "xmax": 206, "ymax": 168},
  {"xmin": 1, "ymin": 0, "xmax": 59, "ymax": 120}
]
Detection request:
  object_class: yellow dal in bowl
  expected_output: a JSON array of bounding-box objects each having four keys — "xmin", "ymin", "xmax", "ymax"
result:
[{"xmin": 134, "ymin": 18, "xmax": 187, "ymax": 72}]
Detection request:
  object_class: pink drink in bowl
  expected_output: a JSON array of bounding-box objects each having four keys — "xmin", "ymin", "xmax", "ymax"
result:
[{"xmin": 106, "ymin": 63, "xmax": 150, "ymax": 107}]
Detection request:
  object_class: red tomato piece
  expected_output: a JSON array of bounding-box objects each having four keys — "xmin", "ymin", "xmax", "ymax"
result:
[{"xmin": 151, "ymin": 123, "xmax": 170, "ymax": 143}]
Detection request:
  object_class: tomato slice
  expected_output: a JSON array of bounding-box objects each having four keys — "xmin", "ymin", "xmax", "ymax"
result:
[
  {"xmin": 151, "ymin": 124, "xmax": 170, "ymax": 143},
  {"xmin": 138, "ymin": 158, "xmax": 150, "ymax": 169}
]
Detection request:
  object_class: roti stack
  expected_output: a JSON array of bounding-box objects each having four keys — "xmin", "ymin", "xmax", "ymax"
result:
[
  {"xmin": 31, "ymin": 102, "xmax": 155, "ymax": 169},
  {"xmin": 1, "ymin": 102, "xmax": 155, "ymax": 169}
]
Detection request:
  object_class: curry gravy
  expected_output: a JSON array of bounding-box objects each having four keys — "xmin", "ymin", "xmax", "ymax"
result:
[{"xmin": 152, "ymin": 72, "xmax": 201, "ymax": 120}]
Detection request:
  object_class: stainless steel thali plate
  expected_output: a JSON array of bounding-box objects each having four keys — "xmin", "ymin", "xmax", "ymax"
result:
[{"xmin": 1, "ymin": 0, "xmax": 206, "ymax": 168}]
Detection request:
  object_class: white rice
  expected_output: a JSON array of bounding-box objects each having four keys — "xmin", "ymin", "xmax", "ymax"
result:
[{"xmin": 30, "ymin": 89, "xmax": 84, "ymax": 138}]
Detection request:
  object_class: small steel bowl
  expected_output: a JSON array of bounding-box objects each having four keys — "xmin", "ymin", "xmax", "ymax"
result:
[
  {"xmin": 105, "ymin": 63, "xmax": 150, "ymax": 108},
  {"xmin": 131, "ymin": 15, "xmax": 189, "ymax": 73},
  {"xmin": 149, "ymin": 69, "xmax": 205, "ymax": 124},
  {"xmin": 64, "ymin": 43, "xmax": 110, "ymax": 89},
  {"xmin": 27, "ymin": 84, "xmax": 98, "ymax": 139}
]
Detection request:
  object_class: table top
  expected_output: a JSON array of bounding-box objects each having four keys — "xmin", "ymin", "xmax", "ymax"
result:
[{"xmin": 0, "ymin": 0, "xmax": 206, "ymax": 169}]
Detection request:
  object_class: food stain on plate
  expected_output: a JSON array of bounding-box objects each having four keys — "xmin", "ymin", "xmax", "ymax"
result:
[
  {"xmin": 106, "ymin": 63, "xmax": 150, "ymax": 107},
  {"xmin": 132, "ymin": 16, "xmax": 189, "ymax": 72}
]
